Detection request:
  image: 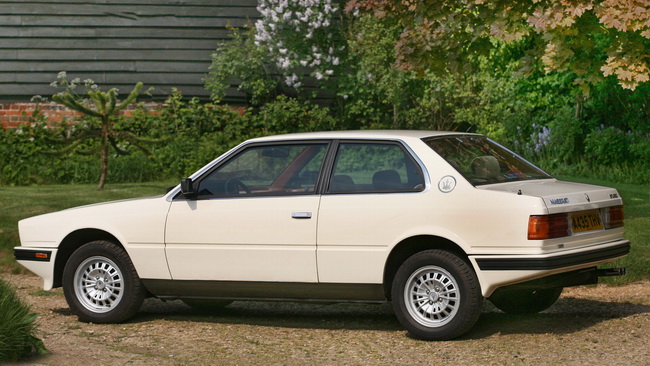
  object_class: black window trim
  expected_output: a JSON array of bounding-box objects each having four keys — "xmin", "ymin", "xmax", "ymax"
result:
[
  {"xmin": 170, "ymin": 137, "xmax": 430, "ymax": 200},
  {"xmin": 175, "ymin": 139, "xmax": 334, "ymax": 200}
]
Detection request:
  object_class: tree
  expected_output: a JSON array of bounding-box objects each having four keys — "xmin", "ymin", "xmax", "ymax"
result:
[
  {"xmin": 51, "ymin": 73, "xmax": 148, "ymax": 189},
  {"xmin": 347, "ymin": 0, "xmax": 650, "ymax": 91}
]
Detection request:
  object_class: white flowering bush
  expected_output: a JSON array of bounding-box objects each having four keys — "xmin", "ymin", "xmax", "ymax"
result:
[
  {"xmin": 206, "ymin": 26, "xmax": 280, "ymax": 105},
  {"xmin": 254, "ymin": 0, "xmax": 344, "ymax": 88}
]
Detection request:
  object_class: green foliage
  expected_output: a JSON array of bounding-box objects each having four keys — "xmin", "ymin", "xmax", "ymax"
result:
[
  {"xmin": 0, "ymin": 279, "xmax": 47, "ymax": 362},
  {"xmin": 586, "ymin": 77, "xmax": 650, "ymax": 133},
  {"xmin": 254, "ymin": 95, "xmax": 336, "ymax": 134},
  {"xmin": 337, "ymin": 14, "xmax": 410, "ymax": 128},
  {"xmin": 3, "ymin": 10, "xmax": 649, "ymax": 189},
  {"xmin": 350, "ymin": 0, "xmax": 650, "ymax": 91},
  {"xmin": 630, "ymin": 133, "xmax": 650, "ymax": 162},
  {"xmin": 205, "ymin": 26, "xmax": 280, "ymax": 106},
  {"xmin": 547, "ymin": 106, "xmax": 585, "ymax": 163},
  {"xmin": 584, "ymin": 127, "xmax": 630, "ymax": 166}
]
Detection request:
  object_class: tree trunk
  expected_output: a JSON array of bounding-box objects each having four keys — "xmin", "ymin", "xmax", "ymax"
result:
[
  {"xmin": 98, "ymin": 116, "xmax": 110, "ymax": 189},
  {"xmin": 575, "ymin": 95, "xmax": 584, "ymax": 121}
]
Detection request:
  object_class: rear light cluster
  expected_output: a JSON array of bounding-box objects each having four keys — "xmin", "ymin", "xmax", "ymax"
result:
[
  {"xmin": 528, "ymin": 214, "xmax": 569, "ymax": 240},
  {"xmin": 604, "ymin": 205, "xmax": 625, "ymax": 229},
  {"xmin": 528, "ymin": 205, "xmax": 624, "ymax": 240}
]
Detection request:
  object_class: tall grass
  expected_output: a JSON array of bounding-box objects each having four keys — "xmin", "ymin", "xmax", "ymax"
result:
[{"xmin": 0, "ymin": 279, "xmax": 47, "ymax": 361}]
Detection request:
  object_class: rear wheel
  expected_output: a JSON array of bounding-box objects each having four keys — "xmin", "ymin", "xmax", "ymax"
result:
[
  {"xmin": 63, "ymin": 240, "xmax": 145, "ymax": 323},
  {"xmin": 488, "ymin": 287, "xmax": 563, "ymax": 314},
  {"xmin": 392, "ymin": 250, "xmax": 483, "ymax": 340}
]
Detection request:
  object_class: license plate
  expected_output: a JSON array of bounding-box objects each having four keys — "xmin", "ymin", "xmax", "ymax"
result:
[{"xmin": 572, "ymin": 211, "xmax": 604, "ymax": 233}]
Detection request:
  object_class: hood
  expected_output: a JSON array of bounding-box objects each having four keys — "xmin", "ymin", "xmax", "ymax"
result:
[
  {"xmin": 60, "ymin": 195, "xmax": 164, "ymax": 212},
  {"xmin": 19, "ymin": 195, "xmax": 170, "ymax": 246},
  {"xmin": 477, "ymin": 179, "xmax": 623, "ymax": 214}
]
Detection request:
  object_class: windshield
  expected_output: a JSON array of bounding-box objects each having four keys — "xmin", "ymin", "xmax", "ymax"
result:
[{"xmin": 423, "ymin": 135, "xmax": 552, "ymax": 186}]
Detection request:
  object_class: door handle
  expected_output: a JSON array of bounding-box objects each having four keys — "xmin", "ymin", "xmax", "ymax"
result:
[{"xmin": 291, "ymin": 212, "xmax": 312, "ymax": 219}]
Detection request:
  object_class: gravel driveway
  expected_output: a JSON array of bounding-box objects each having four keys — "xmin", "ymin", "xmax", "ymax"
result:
[{"xmin": 3, "ymin": 273, "xmax": 649, "ymax": 365}]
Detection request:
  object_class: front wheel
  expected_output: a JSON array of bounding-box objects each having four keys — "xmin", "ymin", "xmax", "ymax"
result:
[
  {"xmin": 392, "ymin": 250, "xmax": 483, "ymax": 341},
  {"xmin": 63, "ymin": 240, "xmax": 145, "ymax": 323}
]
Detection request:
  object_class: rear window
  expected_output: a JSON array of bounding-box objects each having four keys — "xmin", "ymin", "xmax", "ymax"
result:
[{"xmin": 423, "ymin": 135, "xmax": 551, "ymax": 186}]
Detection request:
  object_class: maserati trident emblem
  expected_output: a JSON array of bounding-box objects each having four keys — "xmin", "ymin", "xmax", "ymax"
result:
[
  {"xmin": 585, "ymin": 193, "xmax": 591, "ymax": 202},
  {"xmin": 438, "ymin": 175, "xmax": 456, "ymax": 193}
]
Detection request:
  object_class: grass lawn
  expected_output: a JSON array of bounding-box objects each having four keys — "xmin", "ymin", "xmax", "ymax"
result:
[{"xmin": 1, "ymin": 177, "xmax": 648, "ymax": 284}]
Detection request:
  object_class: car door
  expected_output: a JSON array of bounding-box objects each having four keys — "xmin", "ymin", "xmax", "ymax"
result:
[
  {"xmin": 165, "ymin": 142, "xmax": 329, "ymax": 282},
  {"xmin": 317, "ymin": 141, "xmax": 426, "ymax": 284}
]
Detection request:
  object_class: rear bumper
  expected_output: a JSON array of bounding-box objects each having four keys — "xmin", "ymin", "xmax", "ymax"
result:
[
  {"xmin": 470, "ymin": 239, "xmax": 630, "ymax": 297},
  {"xmin": 474, "ymin": 241, "xmax": 630, "ymax": 271}
]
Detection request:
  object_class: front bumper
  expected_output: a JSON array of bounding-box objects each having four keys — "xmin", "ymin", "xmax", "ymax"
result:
[
  {"xmin": 14, "ymin": 247, "xmax": 58, "ymax": 290},
  {"xmin": 470, "ymin": 239, "xmax": 630, "ymax": 297}
]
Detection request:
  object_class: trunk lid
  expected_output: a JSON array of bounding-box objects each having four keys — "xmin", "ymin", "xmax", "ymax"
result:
[{"xmin": 477, "ymin": 179, "xmax": 623, "ymax": 214}]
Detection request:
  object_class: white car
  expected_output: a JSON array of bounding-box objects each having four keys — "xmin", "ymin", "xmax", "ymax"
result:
[{"xmin": 15, "ymin": 130, "xmax": 630, "ymax": 340}]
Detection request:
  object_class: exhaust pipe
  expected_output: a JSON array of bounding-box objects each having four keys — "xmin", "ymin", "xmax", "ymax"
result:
[{"xmin": 596, "ymin": 267, "xmax": 627, "ymax": 277}]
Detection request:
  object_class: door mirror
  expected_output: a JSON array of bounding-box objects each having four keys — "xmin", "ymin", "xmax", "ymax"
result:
[{"xmin": 180, "ymin": 178, "xmax": 195, "ymax": 197}]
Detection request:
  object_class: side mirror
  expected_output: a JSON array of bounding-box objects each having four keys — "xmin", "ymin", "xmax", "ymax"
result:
[{"xmin": 180, "ymin": 178, "xmax": 195, "ymax": 197}]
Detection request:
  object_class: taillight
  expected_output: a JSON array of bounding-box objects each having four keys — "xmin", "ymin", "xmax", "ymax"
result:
[
  {"xmin": 528, "ymin": 214, "xmax": 569, "ymax": 240},
  {"xmin": 604, "ymin": 205, "xmax": 624, "ymax": 229}
]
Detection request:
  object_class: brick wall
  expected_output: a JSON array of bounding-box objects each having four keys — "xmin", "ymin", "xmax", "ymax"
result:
[
  {"xmin": 0, "ymin": 103, "xmax": 78, "ymax": 128},
  {"xmin": 0, "ymin": 102, "xmax": 159, "ymax": 128}
]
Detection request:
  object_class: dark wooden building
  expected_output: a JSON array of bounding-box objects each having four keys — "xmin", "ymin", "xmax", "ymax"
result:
[{"xmin": 0, "ymin": 0, "xmax": 259, "ymax": 103}]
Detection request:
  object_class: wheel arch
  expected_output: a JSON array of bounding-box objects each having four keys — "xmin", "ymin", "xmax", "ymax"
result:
[
  {"xmin": 53, "ymin": 229, "xmax": 123, "ymax": 288},
  {"xmin": 383, "ymin": 235, "xmax": 472, "ymax": 300}
]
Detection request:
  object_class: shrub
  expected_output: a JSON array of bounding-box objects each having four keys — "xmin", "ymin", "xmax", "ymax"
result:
[
  {"xmin": 548, "ymin": 105, "xmax": 585, "ymax": 163},
  {"xmin": 0, "ymin": 279, "xmax": 47, "ymax": 362},
  {"xmin": 630, "ymin": 132, "xmax": 650, "ymax": 163},
  {"xmin": 253, "ymin": 95, "xmax": 336, "ymax": 134},
  {"xmin": 205, "ymin": 25, "xmax": 280, "ymax": 106},
  {"xmin": 584, "ymin": 127, "xmax": 630, "ymax": 166}
]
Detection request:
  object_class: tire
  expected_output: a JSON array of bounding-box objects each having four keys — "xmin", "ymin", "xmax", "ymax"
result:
[
  {"xmin": 183, "ymin": 299, "xmax": 233, "ymax": 313},
  {"xmin": 392, "ymin": 250, "xmax": 483, "ymax": 341},
  {"xmin": 488, "ymin": 287, "xmax": 563, "ymax": 314},
  {"xmin": 63, "ymin": 240, "xmax": 146, "ymax": 323}
]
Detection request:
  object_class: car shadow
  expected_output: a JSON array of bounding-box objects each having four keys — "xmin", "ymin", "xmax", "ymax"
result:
[
  {"xmin": 135, "ymin": 299, "xmax": 404, "ymax": 331},
  {"xmin": 466, "ymin": 295, "xmax": 650, "ymax": 339},
  {"xmin": 66, "ymin": 294, "xmax": 648, "ymax": 338}
]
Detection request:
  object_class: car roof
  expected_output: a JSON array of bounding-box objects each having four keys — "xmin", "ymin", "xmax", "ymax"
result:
[{"xmin": 246, "ymin": 130, "xmax": 477, "ymax": 143}]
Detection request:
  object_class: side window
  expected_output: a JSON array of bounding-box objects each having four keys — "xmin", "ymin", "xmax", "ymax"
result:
[
  {"xmin": 196, "ymin": 143, "xmax": 327, "ymax": 197},
  {"xmin": 328, "ymin": 142, "xmax": 424, "ymax": 193}
]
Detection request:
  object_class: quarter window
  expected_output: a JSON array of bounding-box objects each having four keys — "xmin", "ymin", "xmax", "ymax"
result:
[
  {"xmin": 196, "ymin": 143, "xmax": 328, "ymax": 197},
  {"xmin": 328, "ymin": 143, "xmax": 424, "ymax": 193}
]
